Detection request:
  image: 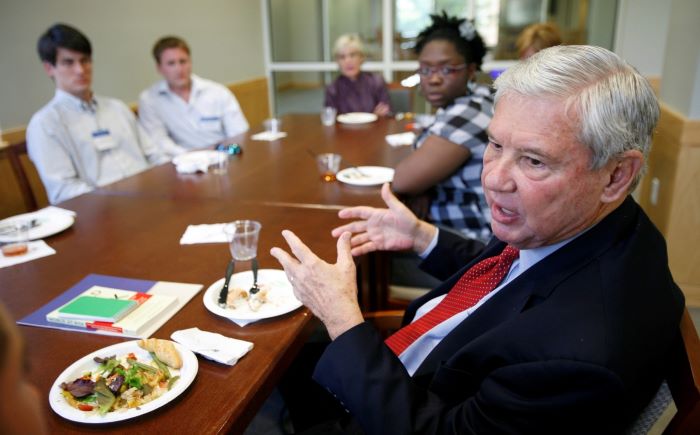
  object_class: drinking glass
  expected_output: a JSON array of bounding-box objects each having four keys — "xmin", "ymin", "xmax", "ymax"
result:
[
  {"xmin": 1, "ymin": 220, "xmax": 30, "ymax": 257},
  {"xmin": 263, "ymin": 118, "xmax": 281, "ymax": 134},
  {"xmin": 316, "ymin": 153, "xmax": 342, "ymax": 182},
  {"xmin": 211, "ymin": 151, "xmax": 229, "ymax": 174},
  {"xmin": 320, "ymin": 107, "xmax": 337, "ymax": 126},
  {"xmin": 223, "ymin": 220, "xmax": 261, "ymax": 261}
]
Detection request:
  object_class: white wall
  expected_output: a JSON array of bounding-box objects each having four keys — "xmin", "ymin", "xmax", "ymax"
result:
[
  {"xmin": 660, "ymin": 0, "xmax": 700, "ymax": 118},
  {"xmin": 613, "ymin": 0, "xmax": 671, "ymax": 76},
  {"xmin": 0, "ymin": 0, "xmax": 265, "ymax": 129}
]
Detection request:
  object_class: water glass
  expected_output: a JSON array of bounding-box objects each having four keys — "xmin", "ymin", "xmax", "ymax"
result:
[
  {"xmin": 1, "ymin": 220, "xmax": 30, "ymax": 257},
  {"xmin": 316, "ymin": 153, "xmax": 342, "ymax": 182},
  {"xmin": 263, "ymin": 118, "xmax": 281, "ymax": 134},
  {"xmin": 320, "ymin": 107, "xmax": 337, "ymax": 126},
  {"xmin": 223, "ymin": 220, "xmax": 261, "ymax": 261},
  {"xmin": 211, "ymin": 151, "xmax": 229, "ymax": 174}
]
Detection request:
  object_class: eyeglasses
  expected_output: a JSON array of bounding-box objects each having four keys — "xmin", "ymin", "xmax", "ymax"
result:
[{"xmin": 416, "ymin": 64, "xmax": 467, "ymax": 77}]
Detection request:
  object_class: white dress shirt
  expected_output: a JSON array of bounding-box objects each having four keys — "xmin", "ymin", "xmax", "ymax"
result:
[
  {"xmin": 26, "ymin": 90, "xmax": 166, "ymax": 204},
  {"xmin": 138, "ymin": 74, "xmax": 249, "ymax": 157},
  {"xmin": 400, "ymin": 235, "xmax": 575, "ymax": 376}
]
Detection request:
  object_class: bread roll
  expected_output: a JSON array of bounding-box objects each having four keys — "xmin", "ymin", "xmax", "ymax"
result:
[{"xmin": 138, "ymin": 338, "xmax": 183, "ymax": 369}]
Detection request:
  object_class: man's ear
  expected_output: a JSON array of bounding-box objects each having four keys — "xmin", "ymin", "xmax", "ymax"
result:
[
  {"xmin": 600, "ymin": 150, "xmax": 644, "ymax": 203},
  {"xmin": 42, "ymin": 61, "xmax": 55, "ymax": 79}
]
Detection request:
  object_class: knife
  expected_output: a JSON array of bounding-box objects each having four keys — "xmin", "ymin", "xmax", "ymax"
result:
[{"xmin": 217, "ymin": 259, "xmax": 236, "ymax": 307}]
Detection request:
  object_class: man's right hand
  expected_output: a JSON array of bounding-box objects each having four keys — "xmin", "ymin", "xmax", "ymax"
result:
[{"xmin": 331, "ymin": 183, "xmax": 437, "ymax": 256}]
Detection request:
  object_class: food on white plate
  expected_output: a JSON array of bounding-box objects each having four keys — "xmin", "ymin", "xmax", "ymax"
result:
[
  {"xmin": 247, "ymin": 287, "xmax": 269, "ymax": 312},
  {"xmin": 226, "ymin": 284, "xmax": 270, "ymax": 312},
  {"xmin": 137, "ymin": 338, "xmax": 182, "ymax": 369},
  {"xmin": 226, "ymin": 288, "xmax": 249, "ymax": 310},
  {"xmin": 59, "ymin": 350, "xmax": 181, "ymax": 415}
]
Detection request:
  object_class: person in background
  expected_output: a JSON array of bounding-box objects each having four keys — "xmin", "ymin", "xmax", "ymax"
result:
[
  {"xmin": 271, "ymin": 45, "xmax": 684, "ymax": 434},
  {"xmin": 27, "ymin": 24, "xmax": 166, "ymax": 205},
  {"xmin": 324, "ymin": 34, "xmax": 391, "ymax": 116},
  {"xmin": 0, "ymin": 304, "xmax": 48, "ymax": 435},
  {"xmin": 392, "ymin": 13, "xmax": 492, "ymax": 242},
  {"xmin": 516, "ymin": 22, "xmax": 562, "ymax": 60},
  {"xmin": 138, "ymin": 36, "xmax": 249, "ymax": 158}
]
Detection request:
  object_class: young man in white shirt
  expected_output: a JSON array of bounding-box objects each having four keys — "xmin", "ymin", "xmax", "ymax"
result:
[
  {"xmin": 27, "ymin": 23, "xmax": 166, "ymax": 204},
  {"xmin": 138, "ymin": 36, "xmax": 249, "ymax": 158}
]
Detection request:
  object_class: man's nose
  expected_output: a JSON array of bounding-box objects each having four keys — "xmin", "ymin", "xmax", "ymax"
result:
[{"xmin": 483, "ymin": 157, "xmax": 515, "ymax": 192}]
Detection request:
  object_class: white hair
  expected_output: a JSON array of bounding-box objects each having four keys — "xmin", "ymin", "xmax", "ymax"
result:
[
  {"xmin": 333, "ymin": 34, "xmax": 365, "ymax": 57},
  {"xmin": 494, "ymin": 45, "xmax": 659, "ymax": 191}
]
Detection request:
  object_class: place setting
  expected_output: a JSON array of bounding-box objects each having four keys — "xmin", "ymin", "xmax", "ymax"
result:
[
  {"xmin": 0, "ymin": 206, "xmax": 76, "ymax": 267},
  {"xmin": 202, "ymin": 220, "xmax": 302, "ymax": 326},
  {"xmin": 311, "ymin": 150, "xmax": 394, "ymax": 186}
]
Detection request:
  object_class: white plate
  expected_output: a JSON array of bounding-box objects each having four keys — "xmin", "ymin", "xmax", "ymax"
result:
[
  {"xmin": 337, "ymin": 112, "xmax": 378, "ymax": 124},
  {"xmin": 203, "ymin": 269, "xmax": 302, "ymax": 322},
  {"xmin": 0, "ymin": 210, "xmax": 75, "ymax": 242},
  {"xmin": 336, "ymin": 166, "xmax": 395, "ymax": 186},
  {"xmin": 49, "ymin": 340, "xmax": 198, "ymax": 424}
]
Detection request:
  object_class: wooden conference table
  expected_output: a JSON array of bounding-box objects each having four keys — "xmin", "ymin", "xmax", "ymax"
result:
[
  {"xmin": 97, "ymin": 113, "xmax": 412, "ymax": 207},
  {"xmin": 1, "ymin": 114, "xmax": 413, "ymax": 434}
]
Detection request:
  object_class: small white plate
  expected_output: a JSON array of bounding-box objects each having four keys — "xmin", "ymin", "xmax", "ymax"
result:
[
  {"xmin": 49, "ymin": 340, "xmax": 198, "ymax": 424},
  {"xmin": 203, "ymin": 269, "xmax": 301, "ymax": 322},
  {"xmin": 336, "ymin": 166, "xmax": 394, "ymax": 186},
  {"xmin": 337, "ymin": 112, "xmax": 378, "ymax": 124},
  {"xmin": 0, "ymin": 210, "xmax": 75, "ymax": 242}
]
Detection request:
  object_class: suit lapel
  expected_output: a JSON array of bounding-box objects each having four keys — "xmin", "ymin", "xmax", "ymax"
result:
[{"xmin": 411, "ymin": 197, "xmax": 639, "ymax": 378}]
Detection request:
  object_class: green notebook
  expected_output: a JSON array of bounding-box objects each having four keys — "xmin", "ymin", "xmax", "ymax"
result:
[{"xmin": 57, "ymin": 296, "xmax": 138, "ymax": 322}]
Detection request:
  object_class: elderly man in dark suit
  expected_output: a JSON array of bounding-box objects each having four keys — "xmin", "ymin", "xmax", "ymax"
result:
[{"xmin": 271, "ymin": 45, "xmax": 684, "ymax": 434}]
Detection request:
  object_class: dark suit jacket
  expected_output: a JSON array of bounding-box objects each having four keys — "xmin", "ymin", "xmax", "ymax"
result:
[{"xmin": 313, "ymin": 197, "xmax": 684, "ymax": 434}]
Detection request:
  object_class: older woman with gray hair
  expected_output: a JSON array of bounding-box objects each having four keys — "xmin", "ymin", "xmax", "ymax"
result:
[{"xmin": 324, "ymin": 33, "xmax": 391, "ymax": 116}]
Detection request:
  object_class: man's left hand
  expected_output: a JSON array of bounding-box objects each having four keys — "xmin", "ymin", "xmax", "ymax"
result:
[{"xmin": 270, "ymin": 230, "xmax": 364, "ymax": 339}]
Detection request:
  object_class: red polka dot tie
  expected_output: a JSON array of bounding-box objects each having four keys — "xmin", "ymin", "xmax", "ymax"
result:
[{"xmin": 385, "ymin": 246, "xmax": 520, "ymax": 356}]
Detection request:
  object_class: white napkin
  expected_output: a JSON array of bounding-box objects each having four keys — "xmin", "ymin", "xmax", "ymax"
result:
[
  {"xmin": 0, "ymin": 240, "xmax": 56, "ymax": 268},
  {"xmin": 171, "ymin": 327, "xmax": 253, "ymax": 366},
  {"xmin": 251, "ymin": 131, "xmax": 287, "ymax": 141},
  {"xmin": 229, "ymin": 318, "xmax": 257, "ymax": 327},
  {"xmin": 179, "ymin": 224, "xmax": 228, "ymax": 244},
  {"xmin": 385, "ymin": 132, "xmax": 416, "ymax": 147},
  {"xmin": 173, "ymin": 151, "xmax": 220, "ymax": 174}
]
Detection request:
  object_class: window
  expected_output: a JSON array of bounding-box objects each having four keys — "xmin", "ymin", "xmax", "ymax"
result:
[{"xmin": 265, "ymin": 0, "xmax": 617, "ymax": 115}]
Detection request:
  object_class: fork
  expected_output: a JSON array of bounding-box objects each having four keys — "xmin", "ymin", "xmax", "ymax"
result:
[{"xmin": 249, "ymin": 258, "xmax": 260, "ymax": 295}]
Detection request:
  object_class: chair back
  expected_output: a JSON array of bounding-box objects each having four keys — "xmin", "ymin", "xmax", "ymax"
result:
[
  {"xmin": 663, "ymin": 308, "xmax": 700, "ymax": 434},
  {"xmin": 387, "ymin": 82, "xmax": 414, "ymax": 114},
  {"xmin": 1, "ymin": 137, "xmax": 48, "ymax": 217}
]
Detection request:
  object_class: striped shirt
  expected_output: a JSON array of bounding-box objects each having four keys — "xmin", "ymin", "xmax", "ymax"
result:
[{"xmin": 415, "ymin": 84, "xmax": 494, "ymax": 242}]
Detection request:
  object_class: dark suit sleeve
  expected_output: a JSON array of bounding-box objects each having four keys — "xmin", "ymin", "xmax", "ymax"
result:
[
  {"xmin": 419, "ymin": 229, "xmax": 486, "ymax": 281},
  {"xmin": 313, "ymin": 322, "xmax": 626, "ymax": 435}
]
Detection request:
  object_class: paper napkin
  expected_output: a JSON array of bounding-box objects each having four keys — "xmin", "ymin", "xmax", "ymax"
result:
[
  {"xmin": 179, "ymin": 224, "xmax": 228, "ymax": 244},
  {"xmin": 385, "ymin": 132, "xmax": 416, "ymax": 147},
  {"xmin": 251, "ymin": 131, "xmax": 287, "ymax": 141},
  {"xmin": 174, "ymin": 157, "xmax": 211, "ymax": 174},
  {"xmin": 0, "ymin": 240, "xmax": 56, "ymax": 269},
  {"xmin": 171, "ymin": 327, "xmax": 254, "ymax": 366}
]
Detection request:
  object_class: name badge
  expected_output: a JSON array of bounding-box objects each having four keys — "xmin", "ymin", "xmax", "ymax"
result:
[
  {"xmin": 199, "ymin": 116, "xmax": 221, "ymax": 131},
  {"xmin": 92, "ymin": 129, "xmax": 116, "ymax": 151}
]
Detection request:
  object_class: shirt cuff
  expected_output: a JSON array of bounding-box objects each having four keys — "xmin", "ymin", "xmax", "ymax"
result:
[{"xmin": 417, "ymin": 228, "xmax": 439, "ymax": 259}]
